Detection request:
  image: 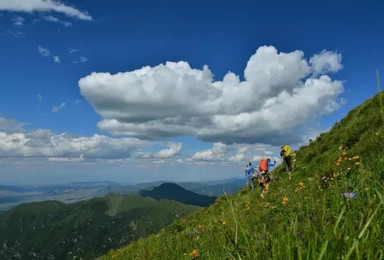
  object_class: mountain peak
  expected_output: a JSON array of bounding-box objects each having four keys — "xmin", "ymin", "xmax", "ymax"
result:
[{"xmin": 140, "ymin": 183, "xmax": 216, "ymax": 207}]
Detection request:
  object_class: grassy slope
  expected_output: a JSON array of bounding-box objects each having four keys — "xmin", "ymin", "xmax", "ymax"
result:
[
  {"xmin": 0, "ymin": 194, "xmax": 199, "ymax": 259},
  {"xmin": 102, "ymin": 93, "xmax": 384, "ymax": 259}
]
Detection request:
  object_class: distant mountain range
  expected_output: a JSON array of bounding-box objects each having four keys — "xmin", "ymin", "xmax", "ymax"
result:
[
  {"xmin": 0, "ymin": 191, "xmax": 200, "ymax": 259},
  {"xmin": 0, "ymin": 179, "xmax": 244, "ymax": 213},
  {"xmin": 140, "ymin": 183, "xmax": 217, "ymax": 207}
]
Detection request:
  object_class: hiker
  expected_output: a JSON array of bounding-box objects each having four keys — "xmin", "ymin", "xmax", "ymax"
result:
[
  {"xmin": 258, "ymin": 158, "xmax": 276, "ymax": 197},
  {"xmin": 280, "ymin": 144, "xmax": 296, "ymax": 179},
  {"xmin": 244, "ymin": 162, "xmax": 258, "ymax": 190}
]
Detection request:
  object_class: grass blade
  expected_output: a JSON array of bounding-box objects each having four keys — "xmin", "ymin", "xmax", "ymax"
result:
[{"xmin": 317, "ymin": 240, "xmax": 328, "ymax": 260}]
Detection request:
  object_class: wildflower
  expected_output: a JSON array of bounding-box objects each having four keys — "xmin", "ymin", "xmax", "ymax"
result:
[
  {"xmin": 197, "ymin": 225, "xmax": 205, "ymax": 231},
  {"xmin": 294, "ymin": 188, "xmax": 299, "ymax": 193},
  {"xmin": 348, "ymin": 157, "xmax": 352, "ymax": 160},
  {"xmin": 298, "ymin": 232, "xmax": 302, "ymax": 236},
  {"xmin": 299, "ymin": 182, "xmax": 304, "ymax": 187},
  {"xmin": 283, "ymin": 197, "xmax": 288, "ymax": 201},
  {"xmin": 355, "ymin": 162, "xmax": 360, "ymax": 166},
  {"xmin": 309, "ymin": 215, "xmax": 313, "ymax": 220},
  {"xmin": 353, "ymin": 155, "xmax": 360, "ymax": 160},
  {"xmin": 194, "ymin": 236, "xmax": 200, "ymax": 241},
  {"xmin": 213, "ymin": 219, "xmax": 217, "ymax": 223},
  {"xmin": 341, "ymin": 151, "xmax": 347, "ymax": 156},
  {"xmin": 322, "ymin": 176, "xmax": 327, "ymax": 181},
  {"xmin": 333, "ymin": 173, "xmax": 337, "ymax": 178},
  {"xmin": 189, "ymin": 249, "xmax": 199, "ymax": 258},
  {"xmin": 282, "ymin": 201, "xmax": 287, "ymax": 205},
  {"xmin": 222, "ymin": 221, "xmax": 226, "ymax": 226},
  {"xmin": 365, "ymin": 187, "xmax": 370, "ymax": 191},
  {"xmin": 336, "ymin": 162, "xmax": 341, "ymax": 166},
  {"xmin": 342, "ymin": 192, "xmax": 356, "ymax": 199}
]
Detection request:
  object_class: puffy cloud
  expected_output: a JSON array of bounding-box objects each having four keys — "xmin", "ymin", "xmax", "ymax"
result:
[
  {"xmin": 0, "ymin": 117, "xmax": 24, "ymax": 132},
  {"xmin": 0, "ymin": 129, "xmax": 147, "ymax": 159},
  {"xmin": 191, "ymin": 143, "xmax": 227, "ymax": 161},
  {"xmin": 79, "ymin": 46, "xmax": 344, "ymax": 145},
  {"xmin": 0, "ymin": 0, "xmax": 92, "ymax": 21},
  {"xmin": 38, "ymin": 45, "xmax": 50, "ymax": 57},
  {"xmin": 44, "ymin": 15, "xmax": 72, "ymax": 27},
  {"xmin": 52, "ymin": 102, "xmax": 65, "ymax": 112},
  {"xmin": 135, "ymin": 142, "xmax": 182, "ymax": 159},
  {"xmin": 189, "ymin": 142, "xmax": 281, "ymax": 166},
  {"xmin": 155, "ymin": 142, "xmax": 182, "ymax": 158},
  {"xmin": 310, "ymin": 50, "xmax": 342, "ymax": 76}
]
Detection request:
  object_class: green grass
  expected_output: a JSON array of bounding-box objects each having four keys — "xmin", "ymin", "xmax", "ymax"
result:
[{"xmin": 102, "ymin": 93, "xmax": 384, "ymax": 259}]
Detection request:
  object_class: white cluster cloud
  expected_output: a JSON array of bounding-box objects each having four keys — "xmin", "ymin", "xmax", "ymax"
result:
[
  {"xmin": 52, "ymin": 102, "xmax": 66, "ymax": 112},
  {"xmin": 38, "ymin": 46, "xmax": 50, "ymax": 57},
  {"xmin": 191, "ymin": 143, "xmax": 227, "ymax": 161},
  {"xmin": 188, "ymin": 142, "xmax": 281, "ymax": 167},
  {"xmin": 135, "ymin": 142, "xmax": 182, "ymax": 159},
  {"xmin": 73, "ymin": 56, "xmax": 88, "ymax": 64},
  {"xmin": 0, "ymin": 0, "xmax": 92, "ymax": 21},
  {"xmin": 310, "ymin": 50, "xmax": 343, "ymax": 76},
  {"xmin": 44, "ymin": 15, "xmax": 72, "ymax": 27},
  {"xmin": 0, "ymin": 117, "xmax": 24, "ymax": 132},
  {"xmin": 80, "ymin": 46, "xmax": 344, "ymax": 145},
  {"xmin": 53, "ymin": 56, "xmax": 61, "ymax": 63},
  {"xmin": 0, "ymin": 129, "xmax": 147, "ymax": 160},
  {"xmin": 12, "ymin": 16, "xmax": 25, "ymax": 26}
]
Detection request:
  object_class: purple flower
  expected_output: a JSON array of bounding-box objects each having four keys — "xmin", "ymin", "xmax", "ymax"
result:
[
  {"xmin": 309, "ymin": 215, "xmax": 313, "ymax": 220},
  {"xmin": 321, "ymin": 176, "xmax": 327, "ymax": 181},
  {"xmin": 298, "ymin": 232, "xmax": 302, "ymax": 236},
  {"xmin": 342, "ymin": 192, "xmax": 356, "ymax": 199}
]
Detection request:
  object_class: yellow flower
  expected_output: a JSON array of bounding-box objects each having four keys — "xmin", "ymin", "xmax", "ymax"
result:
[
  {"xmin": 222, "ymin": 221, "xmax": 226, "ymax": 225},
  {"xmin": 336, "ymin": 162, "xmax": 340, "ymax": 166},
  {"xmin": 341, "ymin": 151, "xmax": 347, "ymax": 156},
  {"xmin": 355, "ymin": 162, "xmax": 360, "ymax": 166},
  {"xmin": 299, "ymin": 182, "xmax": 304, "ymax": 187},
  {"xmin": 195, "ymin": 236, "xmax": 200, "ymax": 241},
  {"xmin": 213, "ymin": 219, "xmax": 217, "ymax": 223},
  {"xmin": 353, "ymin": 155, "xmax": 360, "ymax": 160},
  {"xmin": 282, "ymin": 200, "xmax": 287, "ymax": 205},
  {"xmin": 283, "ymin": 197, "xmax": 288, "ymax": 201},
  {"xmin": 333, "ymin": 173, "xmax": 337, "ymax": 178},
  {"xmin": 294, "ymin": 188, "xmax": 299, "ymax": 193},
  {"xmin": 189, "ymin": 249, "xmax": 199, "ymax": 258}
]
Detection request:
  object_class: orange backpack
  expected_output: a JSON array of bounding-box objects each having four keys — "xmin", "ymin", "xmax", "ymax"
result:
[{"xmin": 259, "ymin": 159, "xmax": 269, "ymax": 172}]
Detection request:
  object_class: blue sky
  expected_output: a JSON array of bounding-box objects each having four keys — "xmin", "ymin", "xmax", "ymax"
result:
[{"xmin": 0, "ymin": 0, "xmax": 383, "ymax": 185}]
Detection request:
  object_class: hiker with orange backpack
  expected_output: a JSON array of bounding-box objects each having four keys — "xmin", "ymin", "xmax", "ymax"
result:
[{"xmin": 258, "ymin": 158, "xmax": 276, "ymax": 197}]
